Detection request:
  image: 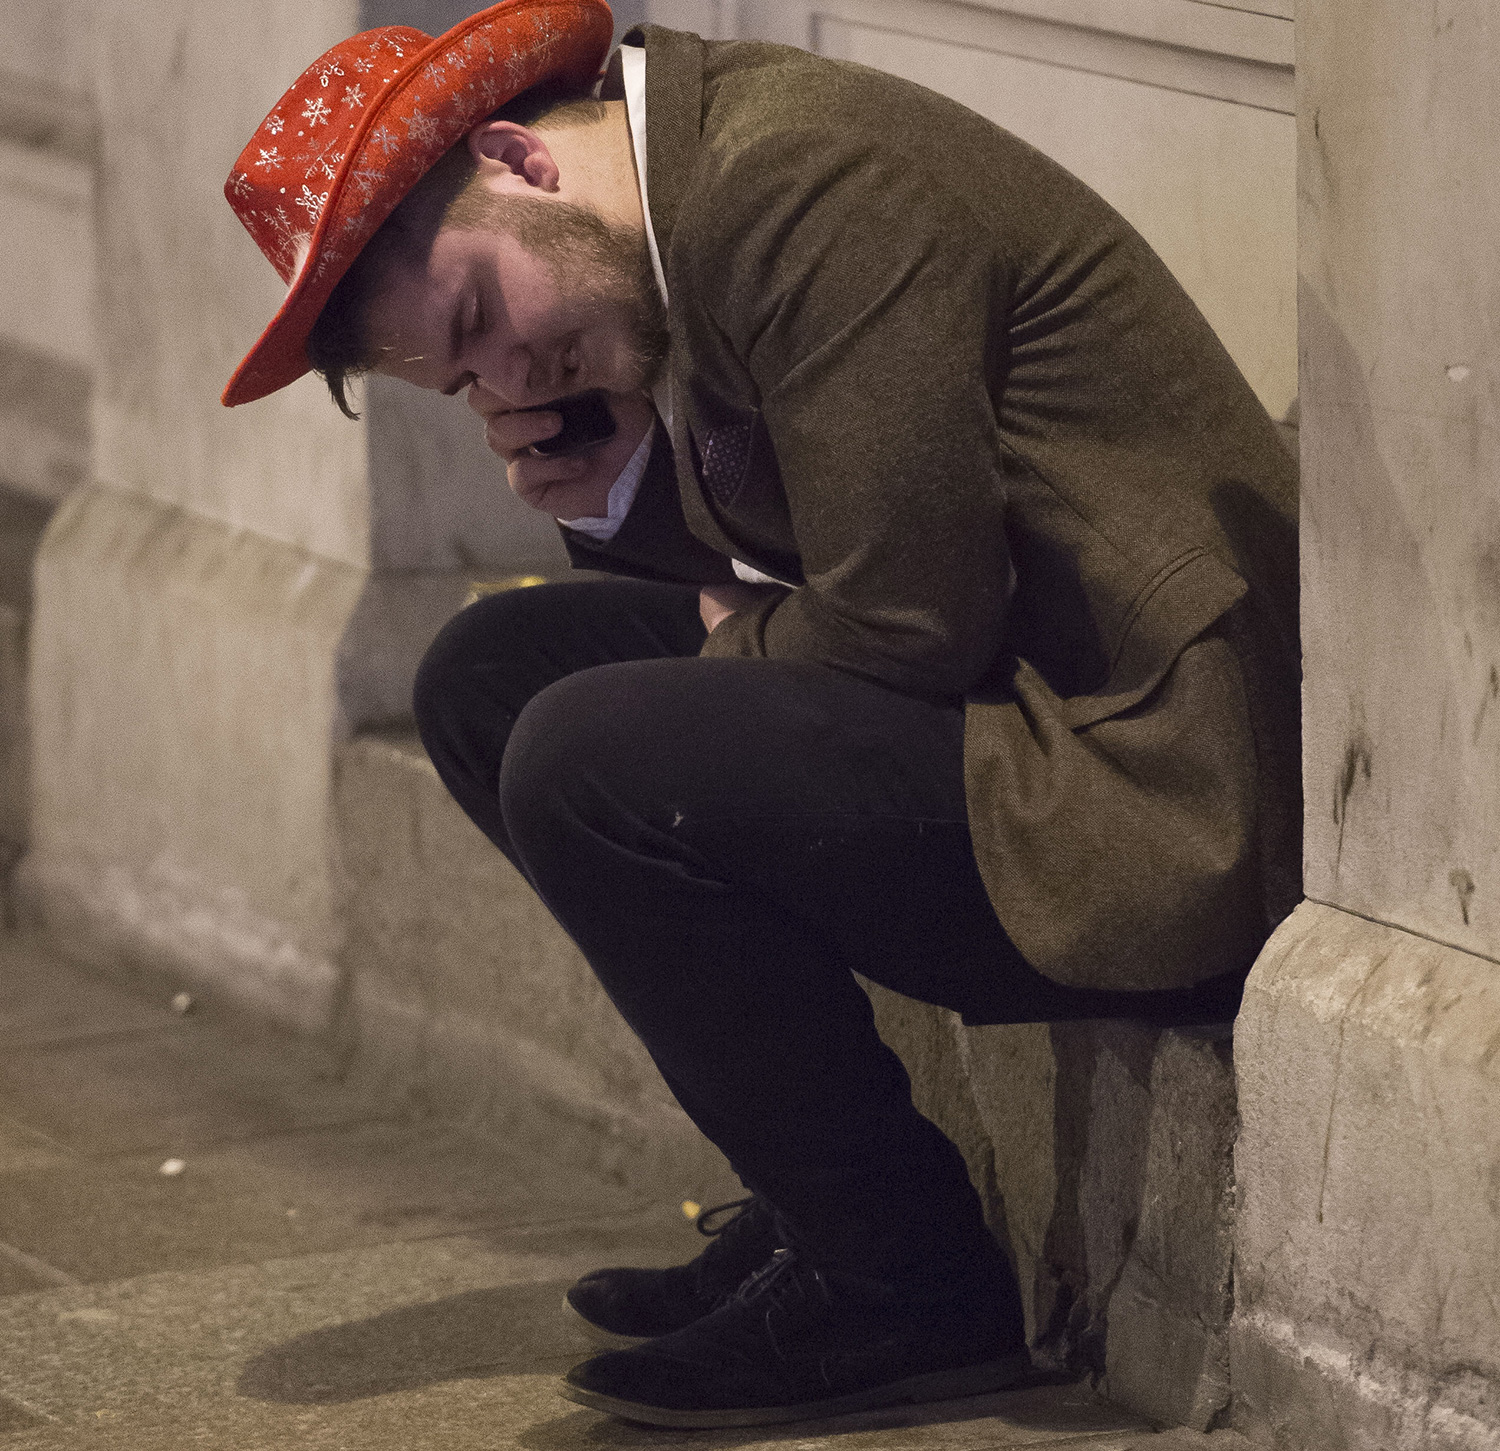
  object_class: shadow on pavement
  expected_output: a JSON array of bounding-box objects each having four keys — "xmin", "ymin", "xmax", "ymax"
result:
[
  {"xmin": 239, "ymin": 1281, "xmax": 1122, "ymax": 1448},
  {"xmin": 237, "ymin": 1279, "xmax": 587, "ymax": 1404}
]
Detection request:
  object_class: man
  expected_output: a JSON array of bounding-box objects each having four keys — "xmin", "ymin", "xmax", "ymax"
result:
[{"xmin": 222, "ymin": 0, "xmax": 1300, "ymax": 1430}]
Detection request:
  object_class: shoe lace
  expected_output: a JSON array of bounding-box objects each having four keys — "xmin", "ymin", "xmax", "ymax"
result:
[
  {"xmin": 729, "ymin": 1248, "xmax": 832, "ymax": 1367},
  {"xmin": 733, "ymin": 1246, "xmax": 821, "ymax": 1310},
  {"xmin": 693, "ymin": 1195, "xmax": 757, "ymax": 1238},
  {"xmin": 691, "ymin": 1195, "xmax": 777, "ymax": 1304}
]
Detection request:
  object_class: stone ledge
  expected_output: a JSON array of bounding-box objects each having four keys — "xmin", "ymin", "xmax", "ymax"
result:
[
  {"xmin": 14, "ymin": 847, "xmax": 343, "ymax": 1038},
  {"xmin": 865, "ymin": 985, "xmax": 1239, "ymax": 1430},
  {"xmin": 19, "ymin": 488, "xmax": 367, "ymax": 1036},
  {"xmin": 332, "ymin": 729, "xmax": 736, "ymax": 1201},
  {"xmin": 1231, "ymin": 900, "xmax": 1500, "ymax": 1449}
]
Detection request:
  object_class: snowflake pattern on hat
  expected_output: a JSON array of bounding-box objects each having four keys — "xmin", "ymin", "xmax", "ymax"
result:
[
  {"xmin": 222, "ymin": 0, "xmax": 613, "ymax": 407},
  {"xmin": 228, "ymin": 23, "xmax": 429, "ymax": 284}
]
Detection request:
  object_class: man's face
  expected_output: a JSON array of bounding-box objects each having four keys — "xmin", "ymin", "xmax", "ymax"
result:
[{"xmin": 366, "ymin": 192, "xmax": 666, "ymax": 413}]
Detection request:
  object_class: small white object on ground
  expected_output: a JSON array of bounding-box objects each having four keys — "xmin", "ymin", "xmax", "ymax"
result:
[
  {"xmin": 170, "ymin": 992, "xmax": 195, "ymax": 1014},
  {"xmin": 57, "ymin": 1307, "xmax": 118, "ymax": 1325},
  {"xmin": 159, "ymin": 1158, "xmax": 186, "ymax": 1177}
]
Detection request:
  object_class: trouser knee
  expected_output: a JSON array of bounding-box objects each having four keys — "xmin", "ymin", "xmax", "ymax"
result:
[
  {"xmin": 412, "ymin": 589, "xmax": 584, "ymax": 852},
  {"xmin": 412, "ymin": 589, "xmax": 532, "ymax": 750},
  {"xmin": 494, "ymin": 664, "xmax": 640, "ymax": 862}
]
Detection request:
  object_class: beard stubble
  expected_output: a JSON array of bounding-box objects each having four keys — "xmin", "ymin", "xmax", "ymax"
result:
[{"xmin": 447, "ymin": 189, "xmax": 670, "ymax": 395}]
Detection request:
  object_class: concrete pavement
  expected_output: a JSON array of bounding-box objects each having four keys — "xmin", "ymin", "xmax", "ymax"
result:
[{"xmin": 0, "ymin": 931, "xmax": 1250, "ymax": 1450}]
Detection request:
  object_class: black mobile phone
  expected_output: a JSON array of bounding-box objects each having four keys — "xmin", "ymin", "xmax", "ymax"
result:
[{"xmin": 523, "ymin": 389, "xmax": 617, "ymax": 457}]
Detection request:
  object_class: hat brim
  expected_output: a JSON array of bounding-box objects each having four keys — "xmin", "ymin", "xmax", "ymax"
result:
[{"xmin": 222, "ymin": 0, "xmax": 613, "ymax": 408}]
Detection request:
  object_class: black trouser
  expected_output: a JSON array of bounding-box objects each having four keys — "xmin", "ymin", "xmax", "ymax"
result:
[{"xmin": 413, "ymin": 580, "xmax": 1245, "ymax": 1288}]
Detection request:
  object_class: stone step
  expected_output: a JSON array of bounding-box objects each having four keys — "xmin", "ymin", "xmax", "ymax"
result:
[
  {"xmin": 333, "ymin": 729, "xmax": 738, "ymax": 1204},
  {"xmin": 333, "ymin": 728, "xmax": 1242, "ymax": 1432}
]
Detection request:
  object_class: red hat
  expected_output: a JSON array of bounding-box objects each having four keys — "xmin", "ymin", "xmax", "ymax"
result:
[{"xmin": 221, "ymin": 0, "xmax": 614, "ymax": 408}]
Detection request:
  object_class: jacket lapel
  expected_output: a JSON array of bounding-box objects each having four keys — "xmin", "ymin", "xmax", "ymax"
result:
[
  {"xmin": 628, "ymin": 26, "xmax": 757, "ymax": 566},
  {"xmin": 632, "ymin": 24, "xmax": 704, "ymax": 265}
]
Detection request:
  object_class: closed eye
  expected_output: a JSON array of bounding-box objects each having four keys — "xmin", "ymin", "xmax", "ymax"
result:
[{"xmin": 442, "ymin": 286, "xmax": 483, "ymax": 395}]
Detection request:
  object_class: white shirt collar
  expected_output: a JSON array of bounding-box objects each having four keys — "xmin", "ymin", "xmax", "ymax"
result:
[{"xmin": 620, "ymin": 43, "xmax": 672, "ymax": 434}]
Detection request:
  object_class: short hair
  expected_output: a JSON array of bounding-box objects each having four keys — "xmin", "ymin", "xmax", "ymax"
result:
[{"xmin": 305, "ymin": 85, "xmax": 607, "ymax": 419}]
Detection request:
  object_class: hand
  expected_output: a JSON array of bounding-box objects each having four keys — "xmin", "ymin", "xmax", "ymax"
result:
[
  {"xmin": 467, "ymin": 385, "xmax": 656, "ymax": 520},
  {"xmin": 699, "ymin": 582, "xmax": 783, "ymax": 633}
]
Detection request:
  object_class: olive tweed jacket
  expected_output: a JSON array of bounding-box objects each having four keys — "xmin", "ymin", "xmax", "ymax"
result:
[{"xmin": 564, "ymin": 26, "xmax": 1302, "ymax": 992}]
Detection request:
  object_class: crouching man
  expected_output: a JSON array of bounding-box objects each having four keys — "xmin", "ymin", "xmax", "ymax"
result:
[{"xmin": 221, "ymin": 0, "xmax": 1300, "ymax": 1430}]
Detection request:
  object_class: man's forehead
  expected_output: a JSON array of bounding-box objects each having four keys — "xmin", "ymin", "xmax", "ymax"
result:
[
  {"xmin": 365, "ymin": 249, "xmax": 454, "ymax": 363},
  {"xmin": 364, "ymin": 265, "xmax": 450, "ymax": 382}
]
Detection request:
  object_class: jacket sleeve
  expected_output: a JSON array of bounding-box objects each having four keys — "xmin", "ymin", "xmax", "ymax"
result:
[
  {"xmin": 560, "ymin": 422, "xmax": 739, "ymax": 585},
  {"xmin": 688, "ymin": 126, "xmax": 1017, "ymax": 698}
]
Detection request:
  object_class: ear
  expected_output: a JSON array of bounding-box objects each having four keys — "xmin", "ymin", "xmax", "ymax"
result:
[{"xmin": 465, "ymin": 120, "xmax": 560, "ymax": 193}]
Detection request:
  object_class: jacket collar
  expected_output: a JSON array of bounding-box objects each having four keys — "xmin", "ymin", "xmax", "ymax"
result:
[{"xmin": 625, "ymin": 24, "xmax": 705, "ymax": 270}]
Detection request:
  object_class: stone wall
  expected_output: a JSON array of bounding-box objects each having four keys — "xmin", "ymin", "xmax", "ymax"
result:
[
  {"xmin": 19, "ymin": 0, "xmax": 372, "ymax": 1030},
  {"xmin": 0, "ymin": 28, "xmax": 97, "ymax": 892},
  {"xmin": 9, "ymin": 0, "xmax": 572, "ymax": 1028},
  {"xmin": 1229, "ymin": 0, "xmax": 1500, "ymax": 1444}
]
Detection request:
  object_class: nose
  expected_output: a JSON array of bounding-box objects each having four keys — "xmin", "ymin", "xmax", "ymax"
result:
[
  {"xmin": 454, "ymin": 327, "xmax": 534, "ymax": 408},
  {"xmin": 468, "ymin": 361, "xmax": 546, "ymax": 410},
  {"xmin": 474, "ymin": 337, "xmax": 580, "ymax": 408}
]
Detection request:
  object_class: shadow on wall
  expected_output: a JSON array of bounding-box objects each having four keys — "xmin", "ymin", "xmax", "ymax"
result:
[{"xmin": 1296, "ymin": 284, "xmax": 1457, "ymax": 917}]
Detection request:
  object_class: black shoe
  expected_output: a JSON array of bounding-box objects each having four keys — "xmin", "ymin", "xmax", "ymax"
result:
[
  {"xmin": 564, "ymin": 1196, "xmax": 781, "ymax": 1347},
  {"xmin": 561, "ymin": 1247, "xmax": 1031, "ymax": 1429}
]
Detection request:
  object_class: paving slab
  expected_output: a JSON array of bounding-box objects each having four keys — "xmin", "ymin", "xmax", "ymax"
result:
[
  {"xmin": 0, "ymin": 934, "xmax": 672, "ymax": 1290},
  {"xmin": 0, "ymin": 934, "xmax": 165, "ymax": 1048},
  {"xmin": 0, "ymin": 931, "xmax": 1234, "ymax": 1450},
  {"xmin": 0, "ymin": 1234, "xmax": 1156, "ymax": 1451},
  {"xmin": 0, "ymin": 1119, "xmax": 671, "ymax": 1288}
]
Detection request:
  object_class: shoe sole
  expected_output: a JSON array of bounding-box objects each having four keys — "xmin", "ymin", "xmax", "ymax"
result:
[
  {"xmin": 560, "ymin": 1295, "xmax": 655, "ymax": 1351},
  {"xmin": 558, "ymin": 1349, "xmax": 1033, "ymax": 1429}
]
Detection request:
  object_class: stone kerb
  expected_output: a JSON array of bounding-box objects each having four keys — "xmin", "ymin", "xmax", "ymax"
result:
[{"xmin": 333, "ymin": 729, "xmax": 737, "ymax": 1199}]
